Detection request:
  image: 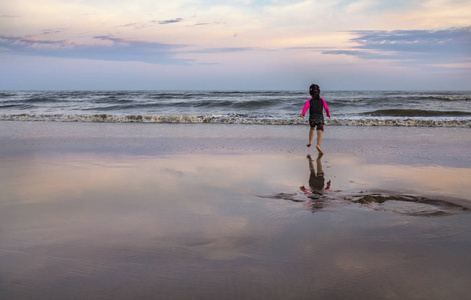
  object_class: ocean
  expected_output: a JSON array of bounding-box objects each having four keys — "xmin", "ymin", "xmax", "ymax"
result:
[{"xmin": 1, "ymin": 90, "xmax": 470, "ymax": 127}]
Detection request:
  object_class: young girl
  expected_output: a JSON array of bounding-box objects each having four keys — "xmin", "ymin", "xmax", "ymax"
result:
[{"xmin": 300, "ymin": 84, "xmax": 330, "ymax": 155}]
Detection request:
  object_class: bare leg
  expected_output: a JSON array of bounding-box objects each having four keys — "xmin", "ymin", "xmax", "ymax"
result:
[
  {"xmin": 316, "ymin": 130, "xmax": 323, "ymax": 155},
  {"xmin": 307, "ymin": 154, "xmax": 315, "ymax": 173},
  {"xmin": 316, "ymin": 156, "xmax": 324, "ymax": 174},
  {"xmin": 307, "ymin": 127, "xmax": 315, "ymax": 147}
]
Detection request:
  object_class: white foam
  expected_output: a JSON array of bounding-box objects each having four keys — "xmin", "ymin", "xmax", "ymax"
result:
[{"xmin": 1, "ymin": 114, "xmax": 470, "ymax": 127}]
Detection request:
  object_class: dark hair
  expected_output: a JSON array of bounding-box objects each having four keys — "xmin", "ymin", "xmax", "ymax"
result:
[{"xmin": 309, "ymin": 84, "xmax": 320, "ymax": 99}]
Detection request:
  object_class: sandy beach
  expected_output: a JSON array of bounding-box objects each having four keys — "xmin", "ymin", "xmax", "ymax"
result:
[{"xmin": 1, "ymin": 122, "xmax": 470, "ymax": 299}]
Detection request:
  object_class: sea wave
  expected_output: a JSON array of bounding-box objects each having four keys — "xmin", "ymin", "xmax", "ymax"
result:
[
  {"xmin": 1, "ymin": 113, "xmax": 470, "ymax": 127},
  {"xmin": 26, "ymin": 97, "xmax": 59, "ymax": 103},
  {"xmin": 357, "ymin": 93, "xmax": 471, "ymax": 102},
  {"xmin": 362, "ymin": 109, "xmax": 471, "ymax": 117},
  {"xmin": 92, "ymin": 97, "xmax": 135, "ymax": 104},
  {"xmin": 79, "ymin": 98, "xmax": 283, "ymax": 111},
  {"xmin": 428, "ymin": 95, "xmax": 471, "ymax": 101}
]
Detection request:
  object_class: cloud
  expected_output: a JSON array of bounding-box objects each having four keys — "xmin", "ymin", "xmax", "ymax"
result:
[
  {"xmin": 158, "ymin": 18, "xmax": 183, "ymax": 25},
  {"xmin": 322, "ymin": 49, "xmax": 396, "ymax": 60},
  {"xmin": 323, "ymin": 27, "xmax": 471, "ymax": 65},
  {"xmin": 190, "ymin": 47, "xmax": 255, "ymax": 54},
  {"xmin": 117, "ymin": 18, "xmax": 184, "ymax": 29},
  {"xmin": 117, "ymin": 22, "xmax": 142, "ymax": 28},
  {"xmin": 0, "ymin": 34, "xmax": 262, "ymax": 65},
  {"xmin": 41, "ymin": 28, "xmax": 65, "ymax": 35},
  {"xmin": 286, "ymin": 46, "xmax": 331, "ymax": 51},
  {"xmin": 334, "ymin": 0, "xmax": 424, "ymax": 14},
  {"xmin": 1, "ymin": 15, "xmax": 21, "ymax": 18},
  {"xmin": 0, "ymin": 35, "xmax": 190, "ymax": 65}
]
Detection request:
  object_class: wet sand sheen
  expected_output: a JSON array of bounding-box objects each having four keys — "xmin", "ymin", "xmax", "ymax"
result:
[{"xmin": 0, "ymin": 122, "xmax": 470, "ymax": 300}]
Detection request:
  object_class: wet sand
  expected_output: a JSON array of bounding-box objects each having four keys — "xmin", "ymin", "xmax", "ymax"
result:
[{"xmin": 1, "ymin": 122, "xmax": 470, "ymax": 300}]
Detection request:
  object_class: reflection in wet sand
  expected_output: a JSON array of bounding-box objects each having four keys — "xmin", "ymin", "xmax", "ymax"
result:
[
  {"xmin": 259, "ymin": 154, "xmax": 338, "ymax": 213},
  {"xmin": 301, "ymin": 154, "xmax": 331, "ymax": 212},
  {"xmin": 1, "ymin": 147, "xmax": 471, "ymax": 299},
  {"xmin": 345, "ymin": 193, "xmax": 469, "ymax": 217},
  {"xmin": 260, "ymin": 155, "xmax": 470, "ymax": 217}
]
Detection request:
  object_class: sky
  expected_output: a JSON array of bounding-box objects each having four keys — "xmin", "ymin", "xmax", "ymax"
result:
[{"xmin": 0, "ymin": 0, "xmax": 470, "ymax": 90}]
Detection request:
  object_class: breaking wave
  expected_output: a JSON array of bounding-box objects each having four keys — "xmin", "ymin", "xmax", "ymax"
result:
[
  {"xmin": 1, "ymin": 113, "xmax": 470, "ymax": 127},
  {"xmin": 363, "ymin": 109, "xmax": 471, "ymax": 117}
]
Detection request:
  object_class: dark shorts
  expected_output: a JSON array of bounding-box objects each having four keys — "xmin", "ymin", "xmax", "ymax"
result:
[
  {"xmin": 309, "ymin": 119, "xmax": 324, "ymax": 131},
  {"xmin": 309, "ymin": 173, "xmax": 325, "ymax": 190}
]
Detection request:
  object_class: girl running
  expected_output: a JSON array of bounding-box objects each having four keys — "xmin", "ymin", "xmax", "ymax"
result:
[{"xmin": 300, "ymin": 84, "xmax": 331, "ymax": 155}]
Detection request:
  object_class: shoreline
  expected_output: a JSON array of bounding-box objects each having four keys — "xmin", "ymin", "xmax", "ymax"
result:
[
  {"xmin": 2, "ymin": 121, "xmax": 470, "ymax": 207},
  {"xmin": 1, "ymin": 121, "xmax": 470, "ymax": 164}
]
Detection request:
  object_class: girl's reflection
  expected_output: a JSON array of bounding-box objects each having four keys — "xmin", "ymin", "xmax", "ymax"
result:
[
  {"xmin": 300, "ymin": 154, "xmax": 331, "ymax": 212},
  {"xmin": 257, "ymin": 154, "xmax": 332, "ymax": 212}
]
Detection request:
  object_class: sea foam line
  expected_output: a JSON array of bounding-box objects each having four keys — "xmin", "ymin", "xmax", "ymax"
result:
[{"xmin": 1, "ymin": 114, "xmax": 470, "ymax": 127}]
